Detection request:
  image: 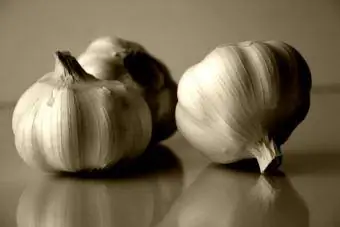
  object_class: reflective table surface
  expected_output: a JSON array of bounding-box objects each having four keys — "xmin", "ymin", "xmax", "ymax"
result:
[{"xmin": 1, "ymin": 99, "xmax": 340, "ymax": 227}]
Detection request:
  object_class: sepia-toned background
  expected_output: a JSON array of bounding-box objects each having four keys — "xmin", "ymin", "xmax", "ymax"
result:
[
  {"xmin": 1, "ymin": 0, "xmax": 340, "ymax": 98},
  {"xmin": 1, "ymin": 1, "xmax": 340, "ymax": 227},
  {"xmin": 1, "ymin": 0, "xmax": 340, "ymax": 149}
]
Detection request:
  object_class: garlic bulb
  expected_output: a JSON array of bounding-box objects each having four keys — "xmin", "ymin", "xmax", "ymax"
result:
[
  {"xmin": 12, "ymin": 51, "xmax": 152, "ymax": 172},
  {"xmin": 175, "ymin": 40, "xmax": 312, "ymax": 172},
  {"xmin": 78, "ymin": 36, "xmax": 178, "ymax": 144},
  {"xmin": 77, "ymin": 36, "xmax": 145, "ymax": 82}
]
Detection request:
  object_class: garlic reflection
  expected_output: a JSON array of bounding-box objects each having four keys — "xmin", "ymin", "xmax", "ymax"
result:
[
  {"xmin": 16, "ymin": 146, "xmax": 183, "ymax": 227},
  {"xmin": 157, "ymin": 164, "xmax": 309, "ymax": 227}
]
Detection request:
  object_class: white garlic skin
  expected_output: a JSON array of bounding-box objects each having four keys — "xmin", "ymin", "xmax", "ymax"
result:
[
  {"xmin": 77, "ymin": 36, "xmax": 146, "ymax": 82},
  {"xmin": 12, "ymin": 52, "xmax": 152, "ymax": 172},
  {"xmin": 175, "ymin": 40, "xmax": 311, "ymax": 172}
]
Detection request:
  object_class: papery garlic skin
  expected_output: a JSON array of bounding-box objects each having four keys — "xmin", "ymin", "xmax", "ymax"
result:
[
  {"xmin": 78, "ymin": 36, "xmax": 178, "ymax": 144},
  {"xmin": 176, "ymin": 40, "xmax": 312, "ymax": 172},
  {"xmin": 12, "ymin": 51, "xmax": 152, "ymax": 172},
  {"xmin": 77, "ymin": 36, "xmax": 145, "ymax": 82}
]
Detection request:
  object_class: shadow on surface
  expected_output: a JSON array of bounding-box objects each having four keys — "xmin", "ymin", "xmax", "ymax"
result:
[
  {"xmin": 215, "ymin": 150, "xmax": 340, "ymax": 176},
  {"xmin": 283, "ymin": 151, "xmax": 340, "ymax": 175},
  {"xmin": 220, "ymin": 158, "xmax": 260, "ymax": 172},
  {"xmin": 217, "ymin": 156, "xmax": 284, "ymax": 176},
  {"xmin": 55, "ymin": 144, "xmax": 182, "ymax": 180}
]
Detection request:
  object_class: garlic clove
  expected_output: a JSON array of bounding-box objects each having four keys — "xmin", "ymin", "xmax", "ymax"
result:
[{"xmin": 13, "ymin": 88, "xmax": 53, "ymax": 171}]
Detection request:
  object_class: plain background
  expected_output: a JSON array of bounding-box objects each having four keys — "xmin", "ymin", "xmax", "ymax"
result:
[{"xmin": 1, "ymin": 0, "xmax": 340, "ymax": 149}]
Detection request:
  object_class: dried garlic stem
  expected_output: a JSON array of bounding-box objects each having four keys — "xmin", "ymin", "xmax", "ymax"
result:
[{"xmin": 251, "ymin": 139, "xmax": 282, "ymax": 173}]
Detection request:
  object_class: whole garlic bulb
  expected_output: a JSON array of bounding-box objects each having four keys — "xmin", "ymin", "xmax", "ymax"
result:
[
  {"xmin": 175, "ymin": 41, "xmax": 312, "ymax": 173},
  {"xmin": 12, "ymin": 51, "xmax": 152, "ymax": 172},
  {"xmin": 78, "ymin": 36, "xmax": 178, "ymax": 144}
]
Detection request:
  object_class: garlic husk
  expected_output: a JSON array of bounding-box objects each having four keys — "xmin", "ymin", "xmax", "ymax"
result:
[
  {"xmin": 78, "ymin": 36, "xmax": 178, "ymax": 144},
  {"xmin": 12, "ymin": 51, "xmax": 152, "ymax": 172},
  {"xmin": 77, "ymin": 36, "xmax": 144, "ymax": 82},
  {"xmin": 175, "ymin": 40, "xmax": 311, "ymax": 173}
]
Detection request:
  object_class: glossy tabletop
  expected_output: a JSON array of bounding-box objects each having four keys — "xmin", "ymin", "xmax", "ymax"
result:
[{"xmin": 1, "ymin": 98, "xmax": 340, "ymax": 227}]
